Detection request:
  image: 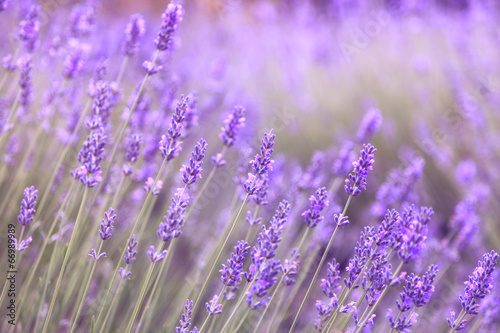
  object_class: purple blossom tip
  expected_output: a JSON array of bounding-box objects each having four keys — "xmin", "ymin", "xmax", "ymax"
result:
[
  {"xmin": 123, "ymin": 14, "xmax": 146, "ymax": 56},
  {"xmin": 154, "ymin": 3, "xmax": 184, "ymax": 52},
  {"xmin": 211, "ymin": 153, "xmax": 226, "ymax": 168},
  {"xmin": 119, "ymin": 267, "xmax": 131, "ymax": 279},
  {"xmin": 14, "ymin": 236, "xmax": 33, "ymax": 252},
  {"xmin": 18, "ymin": 186, "xmax": 38, "ymax": 226},
  {"xmin": 144, "ymin": 177, "xmax": 163, "ymax": 195},
  {"xmin": 205, "ymin": 295, "xmax": 223, "ymax": 315},
  {"xmin": 181, "ymin": 139, "xmax": 207, "ymax": 185},
  {"xmin": 124, "ymin": 235, "xmax": 138, "ymax": 264},
  {"xmin": 160, "ymin": 95, "xmax": 188, "ymax": 161},
  {"xmin": 89, "ymin": 249, "xmax": 106, "ymax": 261},
  {"xmin": 147, "ymin": 245, "xmax": 168, "ymax": 263},
  {"xmin": 98, "ymin": 208, "xmax": 116, "ymax": 240},
  {"xmin": 344, "ymin": 143, "xmax": 377, "ymax": 196},
  {"xmin": 356, "ymin": 107, "xmax": 383, "ymax": 143},
  {"xmin": 302, "ymin": 187, "xmax": 329, "ymax": 228},
  {"xmin": 219, "ymin": 105, "xmax": 246, "ymax": 147}
]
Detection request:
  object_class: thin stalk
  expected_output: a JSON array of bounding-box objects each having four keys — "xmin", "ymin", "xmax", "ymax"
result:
[
  {"xmin": 116, "ymin": 55, "xmax": 129, "ymax": 85},
  {"xmin": 94, "ymin": 156, "xmax": 167, "ymax": 328},
  {"xmin": 125, "ymin": 246, "xmax": 162, "ymax": 333},
  {"xmin": 448, "ymin": 309, "xmax": 467, "ymax": 333},
  {"xmin": 99, "ymin": 278, "xmax": 124, "ymax": 333},
  {"xmin": 232, "ymin": 308, "xmax": 251, "ymax": 332},
  {"xmin": 244, "ymin": 205, "xmax": 259, "ymax": 243},
  {"xmin": 219, "ymin": 278, "xmax": 259, "ymax": 333},
  {"xmin": 288, "ymin": 195, "xmax": 353, "ymax": 332},
  {"xmin": 42, "ymin": 187, "xmax": 89, "ymax": 333},
  {"xmin": 191, "ymin": 191, "xmax": 252, "ymax": 315},
  {"xmin": 70, "ymin": 240, "xmax": 104, "ymax": 333},
  {"xmin": 266, "ymin": 284, "xmax": 286, "ymax": 333}
]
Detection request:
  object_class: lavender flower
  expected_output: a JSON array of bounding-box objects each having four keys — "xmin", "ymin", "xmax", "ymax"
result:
[
  {"xmin": 176, "ymin": 299, "xmax": 197, "ymax": 333},
  {"xmin": 14, "ymin": 236, "xmax": 33, "ymax": 252},
  {"xmin": 356, "ymin": 107, "xmax": 383, "ymax": 143},
  {"xmin": 333, "ymin": 141, "xmax": 356, "ymax": 176},
  {"xmin": 143, "ymin": 61, "xmax": 163, "ymax": 75},
  {"xmin": 302, "ymin": 187, "xmax": 329, "ymax": 228},
  {"xmin": 159, "ymin": 95, "xmax": 188, "ymax": 161},
  {"xmin": 246, "ymin": 259, "xmax": 281, "ymax": 309},
  {"xmin": 394, "ymin": 205, "xmax": 433, "ymax": 264},
  {"xmin": 122, "ymin": 14, "xmax": 146, "ymax": 56},
  {"xmin": 18, "ymin": 186, "xmax": 38, "ymax": 226},
  {"xmin": 154, "ymin": 3, "xmax": 184, "ymax": 52},
  {"xmin": 89, "ymin": 248, "xmax": 106, "ymax": 261},
  {"xmin": 344, "ymin": 143, "xmax": 377, "ymax": 196},
  {"xmin": 98, "ymin": 208, "xmax": 116, "ymax": 240},
  {"xmin": 90, "ymin": 81, "xmax": 112, "ymax": 125},
  {"xmin": 282, "ymin": 249, "xmax": 300, "ymax": 286},
  {"xmin": 344, "ymin": 227, "xmax": 376, "ymax": 289},
  {"xmin": 219, "ymin": 105, "xmax": 246, "ymax": 148},
  {"xmin": 143, "ymin": 177, "xmax": 163, "ymax": 195},
  {"xmin": 18, "ymin": 5, "xmax": 40, "ymax": 53},
  {"xmin": 244, "ymin": 129, "xmax": 276, "ymax": 195},
  {"xmin": 16, "ymin": 54, "xmax": 33, "ymax": 114},
  {"xmin": 220, "ymin": 240, "xmax": 250, "ymax": 290},
  {"xmin": 69, "ymin": 2, "xmax": 97, "ymax": 38},
  {"xmin": 119, "ymin": 235, "xmax": 138, "ymax": 278},
  {"xmin": 205, "ymin": 295, "xmax": 223, "ymax": 315},
  {"xmin": 298, "ymin": 151, "xmax": 325, "ymax": 193},
  {"xmin": 0, "ymin": 0, "xmax": 9, "ymax": 11},
  {"xmin": 321, "ymin": 259, "xmax": 342, "ymax": 298},
  {"xmin": 183, "ymin": 91, "xmax": 199, "ymax": 133},
  {"xmin": 147, "ymin": 245, "xmax": 168, "ymax": 263},
  {"xmin": 181, "ymin": 139, "xmax": 207, "ymax": 185},
  {"xmin": 157, "ymin": 188, "xmax": 189, "ymax": 242},
  {"xmin": 123, "ymin": 134, "xmax": 142, "ymax": 176},
  {"xmin": 363, "ymin": 255, "xmax": 392, "ymax": 306},
  {"xmin": 71, "ymin": 127, "xmax": 106, "ymax": 188},
  {"xmin": 63, "ymin": 42, "xmax": 86, "ymax": 79}
]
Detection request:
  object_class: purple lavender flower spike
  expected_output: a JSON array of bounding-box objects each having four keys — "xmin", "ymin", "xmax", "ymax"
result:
[
  {"xmin": 394, "ymin": 205, "xmax": 433, "ymax": 264},
  {"xmin": 147, "ymin": 245, "xmax": 167, "ymax": 263},
  {"xmin": 18, "ymin": 55, "xmax": 33, "ymax": 113},
  {"xmin": 344, "ymin": 143, "xmax": 377, "ymax": 197},
  {"xmin": 98, "ymin": 208, "xmax": 116, "ymax": 240},
  {"xmin": 154, "ymin": 3, "xmax": 184, "ymax": 52},
  {"xmin": 374, "ymin": 209, "xmax": 400, "ymax": 248},
  {"xmin": 181, "ymin": 139, "xmax": 207, "ymax": 185},
  {"xmin": 18, "ymin": 186, "xmax": 38, "ymax": 226},
  {"xmin": 344, "ymin": 227, "xmax": 376, "ymax": 289},
  {"xmin": 219, "ymin": 105, "xmax": 246, "ymax": 148},
  {"xmin": 302, "ymin": 187, "xmax": 329, "ymax": 228},
  {"xmin": 246, "ymin": 260, "xmax": 280, "ymax": 309},
  {"xmin": 220, "ymin": 240, "xmax": 250, "ymax": 290},
  {"xmin": 356, "ymin": 107, "xmax": 382, "ymax": 144},
  {"xmin": 212, "ymin": 153, "xmax": 226, "ymax": 168},
  {"xmin": 333, "ymin": 141, "xmax": 356, "ymax": 177},
  {"xmin": 18, "ymin": 5, "xmax": 40, "ymax": 53},
  {"xmin": 160, "ymin": 95, "xmax": 188, "ymax": 161},
  {"xmin": 123, "ymin": 14, "xmax": 146, "ymax": 57},
  {"xmin": 183, "ymin": 91, "xmax": 199, "ymax": 133},
  {"xmin": 282, "ymin": 249, "xmax": 300, "ymax": 286},
  {"xmin": 123, "ymin": 134, "xmax": 142, "ymax": 176},
  {"xmin": 321, "ymin": 258, "xmax": 342, "ymax": 298},
  {"xmin": 363, "ymin": 255, "xmax": 392, "ymax": 306},
  {"xmin": 205, "ymin": 295, "xmax": 223, "ymax": 315},
  {"xmin": 245, "ymin": 211, "xmax": 262, "ymax": 226},
  {"xmin": 244, "ymin": 129, "xmax": 276, "ymax": 195},
  {"xmin": 0, "ymin": 0, "xmax": 9, "ymax": 11},
  {"xmin": 69, "ymin": 2, "xmax": 97, "ymax": 38},
  {"xmin": 89, "ymin": 249, "xmax": 106, "ymax": 261},
  {"xmin": 63, "ymin": 41, "xmax": 86, "ymax": 79},
  {"xmin": 144, "ymin": 177, "xmax": 163, "ymax": 195},
  {"xmin": 176, "ymin": 299, "xmax": 195, "ymax": 333},
  {"xmin": 124, "ymin": 235, "xmax": 138, "ymax": 264},
  {"xmin": 143, "ymin": 61, "xmax": 163, "ymax": 75},
  {"xmin": 90, "ymin": 81, "xmax": 112, "ymax": 125},
  {"xmin": 157, "ymin": 189, "xmax": 189, "ymax": 242},
  {"xmin": 71, "ymin": 126, "xmax": 106, "ymax": 188}
]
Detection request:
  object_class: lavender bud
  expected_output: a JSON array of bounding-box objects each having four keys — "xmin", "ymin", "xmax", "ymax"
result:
[
  {"xmin": 18, "ymin": 5, "xmax": 40, "ymax": 53},
  {"xmin": 205, "ymin": 295, "xmax": 223, "ymax": 315},
  {"xmin": 181, "ymin": 139, "xmax": 207, "ymax": 185},
  {"xmin": 124, "ymin": 235, "xmax": 138, "ymax": 264},
  {"xmin": 176, "ymin": 299, "xmax": 195, "ymax": 333},
  {"xmin": 219, "ymin": 105, "xmax": 246, "ymax": 147},
  {"xmin": 220, "ymin": 240, "xmax": 250, "ymax": 290},
  {"xmin": 344, "ymin": 143, "xmax": 377, "ymax": 197},
  {"xmin": 98, "ymin": 208, "xmax": 116, "ymax": 240},
  {"xmin": 18, "ymin": 186, "xmax": 38, "ymax": 226},
  {"xmin": 122, "ymin": 14, "xmax": 146, "ymax": 57},
  {"xmin": 159, "ymin": 95, "xmax": 188, "ymax": 161},
  {"xmin": 147, "ymin": 245, "xmax": 167, "ymax": 263},
  {"xmin": 356, "ymin": 107, "xmax": 382, "ymax": 144},
  {"xmin": 157, "ymin": 188, "xmax": 189, "ymax": 242},
  {"xmin": 144, "ymin": 177, "xmax": 163, "ymax": 195},
  {"xmin": 302, "ymin": 187, "xmax": 329, "ymax": 228},
  {"xmin": 154, "ymin": 3, "xmax": 184, "ymax": 52}
]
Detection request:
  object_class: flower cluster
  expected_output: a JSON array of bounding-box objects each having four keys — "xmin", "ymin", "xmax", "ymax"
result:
[
  {"xmin": 176, "ymin": 299, "xmax": 198, "ymax": 333},
  {"xmin": 344, "ymin": 143, "xmax": 377, "ymax": 196},
  {"xmin": 72, "ymin": 127, "xmax": 106, "ymax": 188},
  {"xmin": 157, "ymin": 189, "xmax": 189, "ymax": 242},
  {"xmin": 98, "ymin": 208, "xmax": 116, "ymax": 240}
]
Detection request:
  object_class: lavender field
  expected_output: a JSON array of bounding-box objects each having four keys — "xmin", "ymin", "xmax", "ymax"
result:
[{"xmin": 1, "ymin": 0, "xmax": 499, "ymax": 332}]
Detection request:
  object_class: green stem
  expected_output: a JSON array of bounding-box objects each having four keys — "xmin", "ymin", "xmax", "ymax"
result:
[
  {"xmin": 99, "ymin": 278, "xmax": 124, "ymax": 333},
  {"xmin": 288, "ymin": 195, "xmax": 353, "ymax": 332},
  {"xmin": 42, "ymin": 187, "xmax": 89, "ymax": 333},
  {"xmin": 199, "ymin": 287, "xmax": 226, "ymax": 333},
  {"xmin": 70, "ymin": 240, "xmax": 104, "ymax": 333}
]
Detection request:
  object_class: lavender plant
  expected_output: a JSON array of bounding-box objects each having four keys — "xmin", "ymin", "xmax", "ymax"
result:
[{"xmin": 0, "ymin": 1, "xmax": 499, "ymax": 333}]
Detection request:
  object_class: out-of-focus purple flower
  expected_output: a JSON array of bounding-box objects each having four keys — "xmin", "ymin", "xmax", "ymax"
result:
[
  {"xmin": 339, "ymin": 302, "xmax": 359, "ymax": 325},
  {"xmin": 334, "ymin": 213, "xmax": 349, "ymax": 227},
  {"xmin": 122, "ymin": 14, "xmax": 146, "ymax": 56},
  {"xmin": 356, "ymin": 107, "xmax": 382, "ymax": 144},
  {"xmin": 371, "ymin": 157, "xmax": 424, "ymax": 216},
  {"xmin": 90, "ymin": 81, "xmax": 112, "ymax": 125},
  {"xmin": 245, "ymin": 210, "xmax": 262, "ymax": 226},
  {"xmin": 143, "ymin": 60, "xmax": 163, "ymax": 75},
  {"xmin": 455, "ymin": 159, "xmax": 476, "ymax": 186},
  {"xmin": 72, "ymin": 127, "xmax": 106, "ymax": 188},
  {"xmin": 123, "ymin": 134, "xmax": 142, "ymax": 176},
  {"xmin": 183, "ymin": 91, "xmax": 199, "ymax": 133},
  {"xmin": 394, "ymin": 205, "xmax": 433, "ymax": 264},
  {"xmin": 244, "ymin": 129, "xmax": 276, "ymax": 195},
  {"xmin": 220, "ymin": 240, "xmax": 250, "ymax": 290},
  {"xmin": 160, "ymin": 95, "xmax": 188, "ymax": 161},
  {"xmin": 219, "ymin": 105, "xmax": 246, "ymax": 148},
  {"xmin": 144, "ymin": 177, "xmax": 163, "ymax": 195},
  {"xmin": 3, "ymin": 54, "xmax": 17, "ymax": 71},
  {"xmin": 282, "ymin": 249, "xmax": 300, "ymax": 286},
  {"xmin": 98, "ymin": 208, "xmax": 116, "ymax": 240},
  {"xmin": 302, "ymin": 187, "xmax": 329, "ymax": 228},
  {"xmin": 252, "ymin": 173, "xmax": 269, "ymax": 206},
  {"xmin": 205, "ymin": 294, "xmax": 223, "ymax": 316},
  {"xmin": 154, "ymin": 3, "xmax": 184, "ymax": 52},
  {"xmin": 14, "ymin": 236, "xmax": 33, "ymax": 252},
  {"xmin": 387, "ymin": 308, "xmax": 418, "ymax": 333},
  {"xmin": 344, "ymin": 144, "xmax": 377, "ymax": 197},
  {"xmin": 157, "ymin": 188, "xmax": 189, "ymax": 242},
  {"xmin": 17, "ymin": 55, "xmax": 33, "ymax": 112},
  {"xmin": 176, "ymin": 299, "xmax": 196, "ymax": 333},
  {"xmin": 69, "ymin": 2, "xmax": 97, "ymax": 38},
  {"xmin": 147, "ymin": 245, "xmax": 167, "ymax": 263},
  {"xmin": 18, "ymin": 186, "xmax": 38, "ymax": 226},
  {"xmin": 333, "ymin": 141, "xmax": 356, "ymax": 177},
  {"xmin": 0, "ymin": 0, "xmax": 9, "ymax": 11},
  {"xmin": 375, "ymin": 209, "xmax": 400, "ymax": 248},
  {"xmin": 18, "ymin": 5, "xmax": 40, "ymax": 53},
  {"xmin": 63, "ymin": 42, "xmax": 86, "ymax": 79},
  {"xmin": 211, "ymin": 153, "xmax": 226, "ymax": 168},
  {"xmin": 181, "ymin": 139, "xmax": 207, "ymax": 185},
  {"xmin": 315, "ymin": 297, "xmax": 337, "ymax": 332},
  {"xmin": 298, "ymin": 151, "xmax": 325, "ymax": 193}
]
